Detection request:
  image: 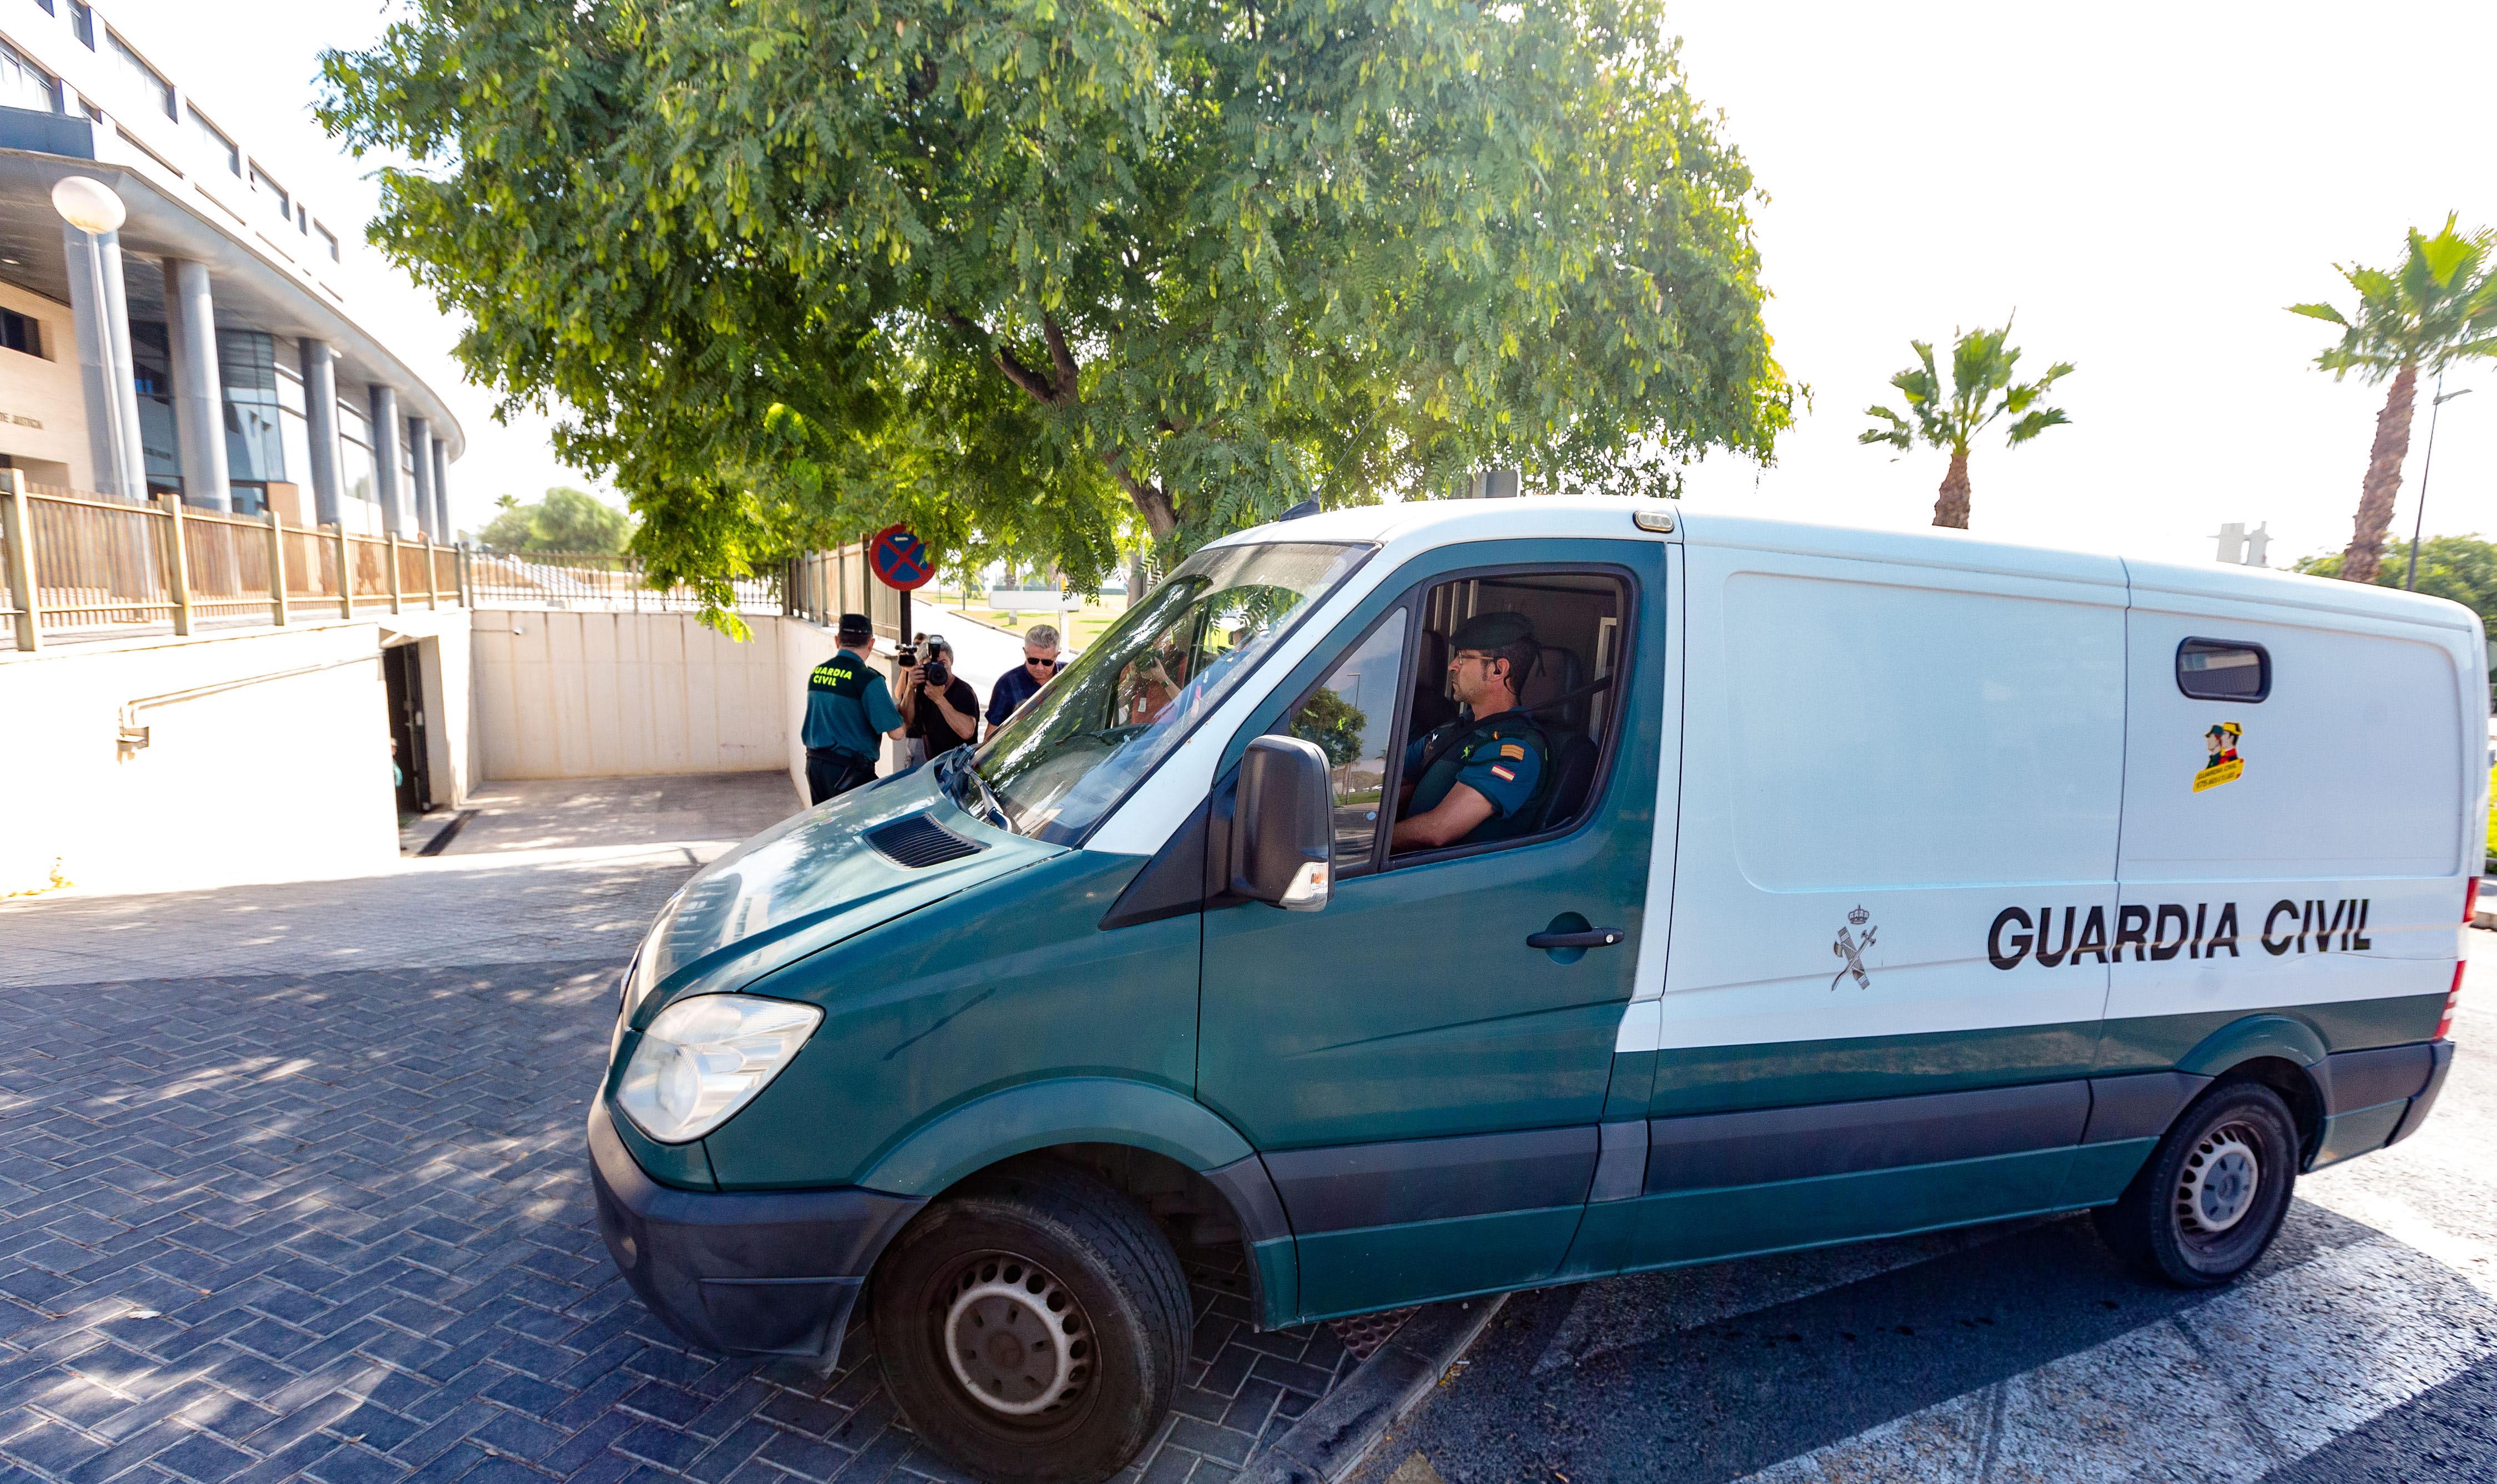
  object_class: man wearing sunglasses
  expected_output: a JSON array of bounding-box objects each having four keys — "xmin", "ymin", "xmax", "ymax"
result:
[
  {"xmin": 985, "ymin": 623, "xmax": 1065, "ymax": 733},
  {"xmin": 1391, "ymin": 610, "xmax": 1551, "ymax": 851}
]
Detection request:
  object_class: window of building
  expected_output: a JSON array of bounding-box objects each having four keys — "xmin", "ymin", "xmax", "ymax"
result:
[
  {"xmin": 1, "ymin": 307, "xmax": 42, "ymax": 359},
  {"xmin": 70, "ymin": 1, "xmax": 94, "ymax": 49},
  {"xmin": 1, "ymin": 36, "xmax": 61, "ymax": 114},
  {"xmin": 248, "ymin": 161, "xmax": 289, "ymax": 221},
  {"xmin": 276, "ymin": 352, "xmax": 312, "ymax": 504},
  {"xmin": 338, "ymin": 399, "xmax": 377, "ymax": 505},
  {"xmin": 2176, "ymin": 639, "xmax": 2271, "ymax": 702},
  {"xmin": 315, "ymin": 222, "xmax": 340, "ymax": 261},
  {"xmin": 218, "ymin": 330, "xmax": 286, "ymax": 485},
  {"xmin": 128, "ymin": 321, "xmax": 181, "ymax": 495},
  {"xmin": 188, "ymin": 104, "xmax": 239, "ymax": 176},
  {"xmin": 35, "ymin": 1, "xmax": 57, "ymax": 17},
  {"xmin": 105, "ymin": 31, "xmax": 173, "ymax": 120}
]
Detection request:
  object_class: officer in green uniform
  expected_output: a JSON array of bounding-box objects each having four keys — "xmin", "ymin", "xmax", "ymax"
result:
[
  {"xmin": 1391, "ymin": 610, "xmax": 1551, "ymax": 850},
  {"xmin": 803, "ymin": 614, "xmax": 907, "ymax": 804}
]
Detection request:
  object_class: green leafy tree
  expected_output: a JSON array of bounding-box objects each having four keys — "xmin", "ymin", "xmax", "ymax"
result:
[
  {"xmin": 319, "ymin": 0, "xmax": 1792, "ymax": 616},
  {"xmin": 477, "ymin": 488, "xmax": 635, "ymax": 555},
  {"xmin": 1859, "ymin": 320, "xmax": 2073, "ymax": 529},
  {"xmin": 530, "ymin": 488, "xmax": 635, "ymax": 554},
  {"xmin": 476, "ymin": 494, "xmax": 534, "ymax": 551},
  {"xmin": 2288, "ymin": 216, "xmax": 2497, "ymax": 584},
  {"xmin": 2294, "ymin": 533, "xmax": 2497, "ymax": 631}
]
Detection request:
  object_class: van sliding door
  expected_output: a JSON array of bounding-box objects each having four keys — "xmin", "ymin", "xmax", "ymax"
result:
[{"xmin": 1627, "ymin": 538, "xmax": 2130, "ymax": 1269}]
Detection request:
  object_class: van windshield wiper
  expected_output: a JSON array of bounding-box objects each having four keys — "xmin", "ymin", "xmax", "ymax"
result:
[{"xmin": 942, "ymin": 751, "xmax": 1013, "ymax": 834}]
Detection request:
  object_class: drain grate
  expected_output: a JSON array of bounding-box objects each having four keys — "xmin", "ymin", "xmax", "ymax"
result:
[{"xmin": 1326, "ymin": 1307, "xmax": 1417, "ymax": 1361}]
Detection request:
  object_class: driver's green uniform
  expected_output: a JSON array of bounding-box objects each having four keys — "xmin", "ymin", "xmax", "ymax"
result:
[{"xmin": 1402, "ymin": 713, "xmax": 1550, "ymax": 845}]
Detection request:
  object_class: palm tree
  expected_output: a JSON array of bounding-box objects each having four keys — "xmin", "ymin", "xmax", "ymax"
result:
[
  {"xmin": 1860, "ymin": 320, "xmax": 2074, "ymax": 529},
  {"xmin": 2289, "ymin": 216, "xmax": 2497, "ymax": 584}
]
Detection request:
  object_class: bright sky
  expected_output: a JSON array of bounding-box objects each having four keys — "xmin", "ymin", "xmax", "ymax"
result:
[
  {"xmin": 1667, "ymin": 0, "xmax": 2497, "ymax": 568},
  {"xmin": 115, "ymin": 0, "xmax": 2497, "ymax": 569}
]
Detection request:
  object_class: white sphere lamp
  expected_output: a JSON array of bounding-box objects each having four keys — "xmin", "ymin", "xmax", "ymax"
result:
[{"xmin": 51, "ymin": 175, "xmax": 127, "ymax": 236}]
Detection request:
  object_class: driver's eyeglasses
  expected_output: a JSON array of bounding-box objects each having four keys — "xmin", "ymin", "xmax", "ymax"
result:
[{"xmin": 1449, "ymin": 650, "xmax": 1495, "ymax": 667}]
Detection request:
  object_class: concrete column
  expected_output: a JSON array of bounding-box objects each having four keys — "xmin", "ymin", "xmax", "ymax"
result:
[
  {"xmin": 370, "ymin": 384, "xmax": 408, "ymax": 534},
  {"xmin": 60, "ymin": 222, "xmax": 146, "ymax": 497},
  {"xmin": 159, "ymin": 257, "xmax": 231, "ymax": 510},
  {"xmin": 430, "ymin": 439, "xmax": 451, "ymax": 539},
  {"xmin": 406, "ymin": 416, "xmax": 436, "ymax": 538},
  {"xmin": 299, "ymin": 341, "xmax": 342, "ymax": 527}
]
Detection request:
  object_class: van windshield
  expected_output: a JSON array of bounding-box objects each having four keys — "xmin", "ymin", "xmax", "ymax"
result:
[{"xmin": 968, "ymin": 540, "xmax": 1371, "ymax": 844}]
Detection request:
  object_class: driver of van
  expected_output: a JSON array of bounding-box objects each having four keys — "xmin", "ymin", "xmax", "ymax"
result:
[{"xmin": 1391, "ymin": 611, "xmax": 1550, "ymax": 851}]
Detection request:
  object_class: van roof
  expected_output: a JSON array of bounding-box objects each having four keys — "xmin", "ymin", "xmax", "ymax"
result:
[{"xmin": 1209, "ymin": 497, "xmax": 2484, "ymax": 639}]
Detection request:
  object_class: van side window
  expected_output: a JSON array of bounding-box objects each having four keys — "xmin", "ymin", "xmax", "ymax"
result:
[
  {"xmin": 1284, "ymin": 609, "xmax": 1409, "ymax": 871},
  {"xmin": 2176, "ymin": 639, "xmax": 2270, "ymax": 701},
  {"xmin": 1386, "ymin": 570, "xmax": 1626, "ymax": 859}
]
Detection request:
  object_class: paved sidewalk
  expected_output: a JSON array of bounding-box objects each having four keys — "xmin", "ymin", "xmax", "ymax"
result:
[{"xmin": 0, "ymin": 774, "xmax": 802, "ymax": 990}]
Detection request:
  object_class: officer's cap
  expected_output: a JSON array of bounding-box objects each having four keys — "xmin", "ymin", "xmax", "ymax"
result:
[
  {"xmin": 1452, "ymin": 610, "xmax": 1535, "ymax": 651},
  {"xmin": 837, "ymin": 612, "xmax": 873, "ymax": 642}
]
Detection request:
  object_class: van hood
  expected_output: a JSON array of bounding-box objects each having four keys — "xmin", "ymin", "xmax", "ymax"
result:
[{"xmin": 625, "ymin": 767, "xmax": 1059, "ymax": 1021}]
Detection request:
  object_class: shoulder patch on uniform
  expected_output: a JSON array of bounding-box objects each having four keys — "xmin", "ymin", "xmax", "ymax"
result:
[
  {"xmin": 1500, "ymin": 742, "xmax": 1525, "ymax": 761},
  {"xmin": 1489, "ymin": 763, "xmax": 1517, "ymax": 782}
]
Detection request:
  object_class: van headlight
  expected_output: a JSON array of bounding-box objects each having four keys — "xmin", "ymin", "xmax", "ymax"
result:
[{"xmin": 616, "ymin": 994, "xmax": 822, "ymax": 1144}]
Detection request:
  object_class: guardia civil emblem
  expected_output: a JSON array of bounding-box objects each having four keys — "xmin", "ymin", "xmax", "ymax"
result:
[{"xmin": 1831, "ymin": 905, "xmax": 1876, "ymax": 990}]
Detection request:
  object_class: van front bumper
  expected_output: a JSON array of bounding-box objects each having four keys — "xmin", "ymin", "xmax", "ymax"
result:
[{"xmin": 588, "ymin": 1100, "xmax": 923, "ymax": 1370}]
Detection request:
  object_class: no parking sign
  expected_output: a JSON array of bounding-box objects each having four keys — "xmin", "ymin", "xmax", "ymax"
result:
[{"xmin": 871, "ymin": 524, "xmax": 934, "ymax": 590}]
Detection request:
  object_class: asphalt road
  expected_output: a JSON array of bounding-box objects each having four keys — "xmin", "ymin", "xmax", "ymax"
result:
[{"xmin": 1362, "ymin": 934, "xmax": 2497, "ymax": 1484}]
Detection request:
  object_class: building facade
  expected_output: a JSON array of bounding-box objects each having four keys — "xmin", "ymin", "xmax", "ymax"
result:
[{"xmin": 0, "ymin": 0, "xmax": 458, "ymax": 535}]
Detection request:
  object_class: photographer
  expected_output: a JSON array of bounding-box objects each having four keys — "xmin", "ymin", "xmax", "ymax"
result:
[{"xmin": 899, "ymin": 635, "xmax": 982, "ymax": 761}]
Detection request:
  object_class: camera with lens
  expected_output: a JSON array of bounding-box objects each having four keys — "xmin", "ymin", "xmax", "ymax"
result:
[
  {"xmin": 922, "ymin": 657, "xmax": 950, "ymax": 688},
  {"xmin": 896, "ymin": 645, "xmax": 918, "ymax": 671}
]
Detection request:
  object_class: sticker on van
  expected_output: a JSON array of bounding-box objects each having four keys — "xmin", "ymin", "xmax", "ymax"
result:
[
  {"xmin": 2195, "ymin": 722, "xmax": 2243, "ymax": 792},
  {"xmin": 1831, "ymin": 905, "xmax": 1877, "ymax": 989}
]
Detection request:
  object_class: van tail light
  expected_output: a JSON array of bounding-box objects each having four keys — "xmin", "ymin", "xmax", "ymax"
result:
[
  {"xmin": 2468, "ymin": 877, "xmax": 2481, "ymax": 924},
  {"xmin": 2438, "ymin": 959, "xmax": 2465, "ymax": 1040}
]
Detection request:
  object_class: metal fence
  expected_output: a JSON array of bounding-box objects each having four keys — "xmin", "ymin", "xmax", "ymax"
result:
[
  {"xmin": 463, "ymin": 548, "xmax": 781, "ymax": 614},
  {"xmin": 787, "ymin": 540, "xmax": 903, "ymax": 639},
  {"xmin": 1, "ymin": 471, "xmax": 459, "ymax": 652},
  {"xmin": 0, "ymin": 469, "xmax": 857, "ymax": 653}
]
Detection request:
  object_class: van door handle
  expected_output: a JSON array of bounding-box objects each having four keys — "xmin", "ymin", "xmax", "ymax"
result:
[{"xmin": 1526, "ymin": 928, "xmax": 1625, "ymax": 950}]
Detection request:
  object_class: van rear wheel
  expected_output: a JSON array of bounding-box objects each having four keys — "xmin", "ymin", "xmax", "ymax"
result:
[
  {"xmin": 2092, "ymin": 1080, "xmax": 2298, "ymax": 1288},
  {"xmin": 871, "ymin": 1160, "xmax": 1190, "ymax": 1484}
]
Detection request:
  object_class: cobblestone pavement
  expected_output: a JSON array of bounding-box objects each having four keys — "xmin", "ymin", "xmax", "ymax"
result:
[{"xmin": 0, "ymin": 960, "xmax": 1357, "ymax": 1484}]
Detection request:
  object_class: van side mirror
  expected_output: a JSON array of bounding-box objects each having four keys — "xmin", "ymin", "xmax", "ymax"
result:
[{"xmin": 1230, "ymin": 736, "xmax": 1334, "ymax": 911}]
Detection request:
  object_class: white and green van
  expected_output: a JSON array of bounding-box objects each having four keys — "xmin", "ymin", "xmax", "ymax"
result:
[{"xmin": 590, "ymin": 499, "xmax": 2479, "ymax": 1482}]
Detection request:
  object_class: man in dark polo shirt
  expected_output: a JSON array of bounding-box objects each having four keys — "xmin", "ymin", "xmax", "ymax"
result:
[
  {"xmin": 802, "ymin": 613, "xmax": 906, "ymax": 804},
  {"xmin": 985, "ymin": 622, "xmax": 1065, "ymax": 732}
]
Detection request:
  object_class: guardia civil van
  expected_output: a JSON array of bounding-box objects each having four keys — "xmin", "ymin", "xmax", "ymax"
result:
[{"xmin": 589, "ymin": 499, "xmax": 2479, "ymax": 1483}]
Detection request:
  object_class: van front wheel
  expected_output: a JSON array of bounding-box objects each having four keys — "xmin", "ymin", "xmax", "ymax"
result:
[
  {"xmin": 871, "ymin": 1161, "xmax": 1190, "ymax": 1484},
  {"xmin": 2092, "ymin": 1080, "xmax": 2298, "ymax": 1288}
]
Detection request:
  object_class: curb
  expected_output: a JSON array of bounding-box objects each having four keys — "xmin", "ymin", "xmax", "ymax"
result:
[{"xmin": 1237, "ymin": 1296, "xmax": 1505, "ymax": 1484}]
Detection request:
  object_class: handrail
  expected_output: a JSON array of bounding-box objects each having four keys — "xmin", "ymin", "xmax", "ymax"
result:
[{"xmin": 117, "ymin": 652, "xmax": 380, "ymax": 752}]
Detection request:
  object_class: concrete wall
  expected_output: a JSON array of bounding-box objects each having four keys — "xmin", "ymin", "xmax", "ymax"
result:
[
  {"xmin": 0, "ymin": 281, "xmax": 92, "ymax": 488},
  {"xmin": 468, "ymin": 610, "xmax": 789, "ymax": 780},
  {"xmin": 0, "ymin": 620, "xmax": 402, "ymax": 895}
]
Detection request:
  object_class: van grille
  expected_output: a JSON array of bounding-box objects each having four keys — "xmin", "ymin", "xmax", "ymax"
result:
[{"xmin": 864, "ymin": 813, "xmax": 985, "ymax": 869}]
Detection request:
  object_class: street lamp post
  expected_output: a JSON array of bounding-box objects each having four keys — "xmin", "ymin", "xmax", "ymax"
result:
[
  {"xmin": 2405, "ymin": 377, "xmax": 2473, "ymax": 592},
  {"xmin": 50, "ymin": 176, "xmax": 134, "ymax": 499}
]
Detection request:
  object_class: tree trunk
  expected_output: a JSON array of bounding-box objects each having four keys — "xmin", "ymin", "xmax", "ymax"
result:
[
  {"xmin": 2339, "ymin": 363, "xmax": 2419, "ymax": 585},
  {"xmin": 1932, "ymin": 450, "xmax": 1973, "ymax": 529}
]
